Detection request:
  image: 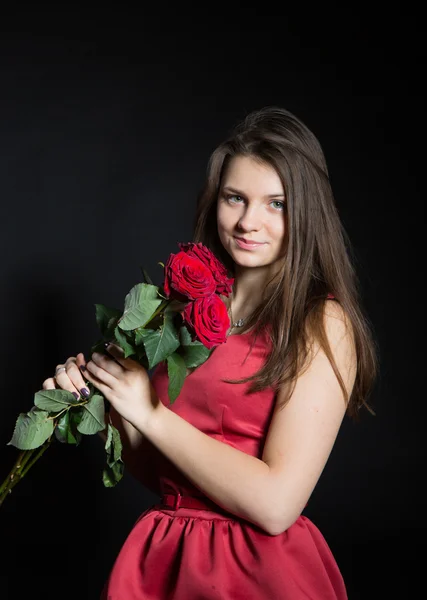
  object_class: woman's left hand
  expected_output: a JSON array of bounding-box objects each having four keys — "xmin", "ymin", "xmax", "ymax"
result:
[{"xmin": 80, "ymin": 343, "xmax": 162, "ymax": 433}]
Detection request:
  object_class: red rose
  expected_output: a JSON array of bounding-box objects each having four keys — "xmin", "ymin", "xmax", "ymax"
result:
[
  {"xmin": 163, "ymin": 251, "xmax": 217, "ymax": 301},
  {"xmin": 183, "ymin": 295, "xmax": 230, "ymax": 349},
  {"xmin": 178, "ymin": 242, "xmax": 234, "ymax": 297}
]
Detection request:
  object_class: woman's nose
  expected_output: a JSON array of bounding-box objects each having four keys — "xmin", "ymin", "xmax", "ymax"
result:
[{"xmin": 237, "ymin": 205, "xmax": 262, "ymax": 231}]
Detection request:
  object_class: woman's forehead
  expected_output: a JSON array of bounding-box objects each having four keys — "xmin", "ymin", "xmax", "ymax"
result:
[{"xmin": 221, "ymin": 156, "xmax": 284, "ymax": 196}]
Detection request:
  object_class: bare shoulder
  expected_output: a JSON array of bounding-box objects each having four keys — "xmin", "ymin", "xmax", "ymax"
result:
[
  {"xmin": 318, "ymin": 299, "xmax": 357, "ymax": 389},
  {"xmin": 324, "ymin": 297, "xmax": 353, "ymax": 331}
]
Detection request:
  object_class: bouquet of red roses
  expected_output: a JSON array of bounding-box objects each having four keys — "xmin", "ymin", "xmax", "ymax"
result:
[{"xmin": 0, "ymin": 242, "xmax": 234, "ymax": 506}]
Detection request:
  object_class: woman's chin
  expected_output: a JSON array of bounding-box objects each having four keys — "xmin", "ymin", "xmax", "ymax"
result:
[
  {"xmin": 229, "ymin": 251, "xmax": 284, "ymax": 272},
  {"xmin": 231, "ymin": 256, "xmax": 268, "ymax": 269}
]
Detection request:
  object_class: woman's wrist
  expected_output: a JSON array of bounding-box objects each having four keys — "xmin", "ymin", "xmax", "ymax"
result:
[{"xmin": 136, "ymin": 395, "xmax": 166, "ymax": 438}]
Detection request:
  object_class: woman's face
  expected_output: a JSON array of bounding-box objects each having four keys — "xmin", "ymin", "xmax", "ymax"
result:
[{"xmin": 217, "ymin": 155, "xmax": 287, "ymax": 274}]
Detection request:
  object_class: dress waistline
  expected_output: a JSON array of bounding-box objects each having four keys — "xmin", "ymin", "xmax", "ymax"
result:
[{"xmin": 160, "ymin": 491, "xmax": 224, "ymax": 512}]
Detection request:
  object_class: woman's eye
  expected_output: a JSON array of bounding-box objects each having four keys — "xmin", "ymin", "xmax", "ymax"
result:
[
  {"xmin": 227, "ymin": 194, "xmax": 244, "ymax": 203},
  {"xmin": 271, "ymin": 200, "xmax": 285, "ymax": 210}
]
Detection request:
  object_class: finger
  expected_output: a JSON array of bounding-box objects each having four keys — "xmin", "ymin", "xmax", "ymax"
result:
[
  {"xmin": 76, "ymin": 353, "xmax": 86, "ymax": 369},
  {"xmin": 85, "ymin": 353, "xmax": 118, "ymax": 389},
  {"xmin": 54, "ymin": 358, "xmax": 90, "ymax": 400},
  {"xmin": 105, "ymin": 343, "xmax": 139, "ymax": 371},
  {"xmin": 79, "ymin": 361, "xmax": 110, "ymax": 398},
  {"xmin": 53, "ymin": 369, "xmax": 81, "ymax": 401},
  {"xmin": 91, "ymin": 351, "xmax": 125, "ymax": 378},
  {"xmin": 42, "ymin": 377, "xmax": 58, "ymax": 390},
  {"xmin": 64, "ymin": 357, "xmax": 92, "ymax": 399}
]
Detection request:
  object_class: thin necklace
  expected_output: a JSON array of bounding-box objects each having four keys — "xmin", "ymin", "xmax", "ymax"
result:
[{"xmin": 228, "ymin": 302, "xmax": 246, "ymax": 330}]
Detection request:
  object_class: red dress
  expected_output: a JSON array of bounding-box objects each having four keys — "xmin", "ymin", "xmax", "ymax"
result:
[{"xmin": 101, "ymin": 309, "xmax": 347, "ymax": 599}]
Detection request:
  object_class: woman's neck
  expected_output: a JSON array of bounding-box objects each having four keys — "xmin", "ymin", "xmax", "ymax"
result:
[{"xmin": 227, "ymin": 266, "xmax": 279, "ymax": 322}]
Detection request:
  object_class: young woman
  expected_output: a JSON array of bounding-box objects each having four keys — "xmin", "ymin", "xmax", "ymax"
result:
[{"xmin": 44, "ymin": 106, "xmax": 378, "ymax": 599}]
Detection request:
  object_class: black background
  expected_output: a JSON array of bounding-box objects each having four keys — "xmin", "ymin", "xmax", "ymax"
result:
[{"xmin": 0, "ymin": 7, "xmax": 423, "ymax": 599}]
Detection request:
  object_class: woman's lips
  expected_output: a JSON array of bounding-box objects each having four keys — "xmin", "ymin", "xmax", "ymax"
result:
[{"xmin": 234, "ymin": 237, "xmax": 266, "ymax": 250}]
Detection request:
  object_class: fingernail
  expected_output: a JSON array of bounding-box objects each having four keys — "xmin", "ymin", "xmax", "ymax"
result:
[
  {"xmin": 79, "ymin": 365, "xmax": 87, "ymax": 372},
  {"xmin": 72, "ymin": 392, "xmax": 79, "ymax": 400},
  {"xmin": 80, "ymin": 388, "xmax": 90, "ymax": 397}
]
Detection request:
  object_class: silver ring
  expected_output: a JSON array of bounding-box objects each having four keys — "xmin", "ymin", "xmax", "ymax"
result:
[{"xmin": 55, "ymin": 366, "xmax": 66, "ymax": 377}]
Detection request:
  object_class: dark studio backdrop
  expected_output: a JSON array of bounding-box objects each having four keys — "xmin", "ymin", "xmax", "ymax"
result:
[{"xmin": 0, "ymin": 8, "xmax": 423, "ymax": 600}]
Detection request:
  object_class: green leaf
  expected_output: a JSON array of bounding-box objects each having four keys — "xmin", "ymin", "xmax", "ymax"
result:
[
  {"xmin": 138, "ymin": 314, "xmax": 180, "ymax": 369},
  {"xmin": 164, "ymin": 299, "xmax": 187, "ymax": 315},
  {"xmin": 95, "ymin": 304, "xmax": 122, "ymax": 337},
  {"xmin": 69, "ymin": 407, "xmax": 83, "ymax": 426},
  {"xmin": 136, "ymin": 345, "xmax": 149, "ymax": 369},
  {"xmin": 119, "ymin": 283, "xmax": 162, "ymax": 331},
  {"xmin": 69, "ymin": 410, "xmax": 84, "ymax": 445},
  {"xmin": 77, "ymin": 395, "xmax": 106, "ymax": 435},
  {"xmin": 91, "ymin": 339, "xmax": 107, "ymax": 355},
  {"xmin": 178, "ymin": 325, "xmax": 211, "ymax": 368},
  {"xmin": 134, "ymin": 310, "xmax": 164, "ymax": 334},
  {"xmin": 166, "ymin": 352, "xmax": 187, "ymax": 404},
  {"xmin": 134, "ymin": 326, "xmax": 145, "ymax": 346},
  {"xmin": 179, "ymin": 325, "xmax": 192, "ymax": 346},
  {"xmin": 103, "ymin": 423, "xmax": 124, "ymax": 487},
  {"xmin": 181, "ymin": 343, "xmax": 211, "ymax": 368},
  {"xmin": 7, "ymin": 409, "xmax": 54, "ymax": 450},
  {"xmin": 103, "ymin": 460, "xmax": 124, "ymax": 487},
  {"xmin": 55, "ymin": 410, "xmax": 81, "ymax": 445},
  {"xmin": 34, "ymin": 389, "xmax": 77, "ymax": 412},
  {"xmin": 105, "ymin": 423, "xmax": 123, "ymax": 464},
  {"xmin": 114, "ymin": 326, "xmax": 137, "ymax": 358}
]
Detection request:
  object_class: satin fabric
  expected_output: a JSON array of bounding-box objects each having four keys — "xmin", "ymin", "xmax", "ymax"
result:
[{"xmin": 101, "ymin": 312, "xmax": 347, "ymax": 599}]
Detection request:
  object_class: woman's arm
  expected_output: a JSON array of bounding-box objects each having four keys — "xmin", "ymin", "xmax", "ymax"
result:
[
  {"xmin": 260, "ymin": 300, "xmax": 356, "ymax": 533},
  {"xmin": 137, "ymin": 301, "xmax": 357, "ymax": 535}
]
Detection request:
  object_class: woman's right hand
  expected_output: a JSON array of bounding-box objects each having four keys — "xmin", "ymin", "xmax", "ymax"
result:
[{"xmin": 42, "ymin": 353, "xmax": 90, "ymax": 400}]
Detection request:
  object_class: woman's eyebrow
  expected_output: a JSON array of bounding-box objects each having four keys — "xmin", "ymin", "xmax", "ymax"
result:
[{"xmin": 222, "ymin": 186, "xmax": 285, "ymax": 198}]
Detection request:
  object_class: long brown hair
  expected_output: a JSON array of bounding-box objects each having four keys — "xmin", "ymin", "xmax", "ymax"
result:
[{"xmin": 193, "ymin": 107, "xmax": 379, "ymax": 419}]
